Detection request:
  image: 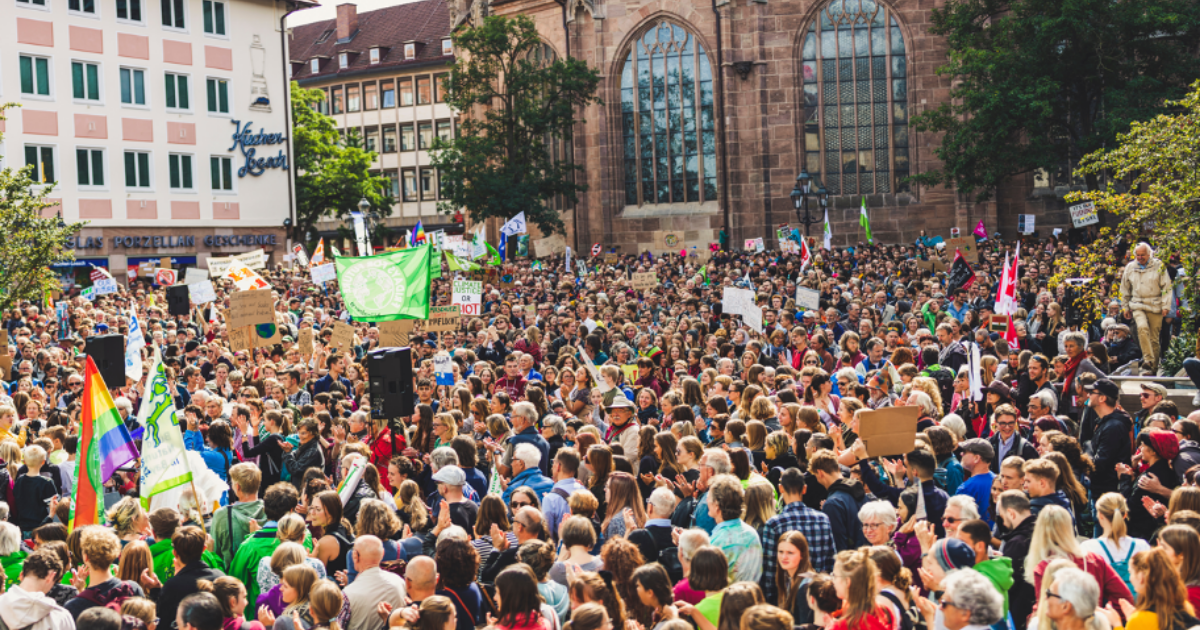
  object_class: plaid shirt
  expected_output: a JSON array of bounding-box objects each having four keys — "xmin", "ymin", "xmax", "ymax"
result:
[{"xmin": 760, "ymin": 501, "xmax": 835, "ymax": 601}]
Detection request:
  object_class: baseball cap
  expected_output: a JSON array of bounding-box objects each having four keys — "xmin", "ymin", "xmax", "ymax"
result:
[
  {"xmin": 432, "ymin": 466, "xmax": 466, "ymax": 486},
  {"xmin": 1084, "ymin": 378, "xmax": 1120, "ymax": 400},
  {"xmin": 959, "ymin": 438, "xmax": 995, "ymax": 462},
  {"xmin": 1140, "ymin": 382, "xmax": 1168, "ymax": 398}
]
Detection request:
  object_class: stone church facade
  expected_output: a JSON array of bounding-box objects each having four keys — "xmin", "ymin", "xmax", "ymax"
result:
[{"xmin": 454, "ymin": 0, "xmax": 1078, "ymax": 252}]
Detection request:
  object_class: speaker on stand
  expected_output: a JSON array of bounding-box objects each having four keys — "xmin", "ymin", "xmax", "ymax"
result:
[{"xmin": 86, "ymin": 334, "xmax": 126, "ymax": 387}]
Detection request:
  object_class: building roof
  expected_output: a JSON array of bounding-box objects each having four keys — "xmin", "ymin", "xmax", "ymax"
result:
[{"xmin": 289, "ymin": 0, "xmax": 452, "ymax": 82}]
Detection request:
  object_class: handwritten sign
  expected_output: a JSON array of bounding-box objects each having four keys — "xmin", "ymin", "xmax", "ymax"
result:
[
  {"xmin": 796, "ymin": 287, "xmax": 820, "ymax": 311},
  {"xmin": 329, "ymin": 320, "xmax": 356, "ymax": 352},
  {"xmin": 1069, "ymin": 201, "xmax": 1098, "ymax": 227},
  {"xmin": 946, "ymin": 237, "xmax": 979, "ymax": 263},
  {"xmin": 94, "ymin": 278, "xmax": 119, "ymax": 296},
  {"xmin": 207, "ymin": 249, "xmax": 267, "ymax": 277},
  {"xmin": 155, "ymin": 268, "xmax": 178, "ymax": 286},
  {"xmin": 423, "ymin": 305, "xmax": 460, "ymax": 333},
  {"xmin": 310, "ymin": 263, "xmax": 337, "ymax": 285},
  {"xmin": 534, "ymin": 234, "xmax": 567, "ymax": 256},
  {"xmin": 433, "ymin": 353, "xmax": 454, "ymax": 386},
  {"xmin": 184, "ymin": 267, "xmax": 208, "ymax": 285},
  {"xmin": 297, "ymin": 328, "xmax": 314, "ymax": 357},
  {"xmin": 722, "ymin": 287, "xmax": 756, "ymax": 316},
  {"xmin": 452, "ymin": 280, "xmax": 482, "ymax": 316},
  {"xmin": 189, "ymin": 280, "xmax": 217, "ymax": 304},
  {"xmin": 378, "ymin": 319, "xmax": 414, "ymax": 348},
  {"xmin": 631, "ymin": 273, "xmax": 657, "ymax": 291},
  {"xmin": 603, "ymin": 253, "xmax": 619, "ymax": 265},
  {"xmin": 224, "ymin": 260, "xmax": 271, "ymax": 290},
  {"xmin": 227, "ymin": 288, "xmax": 275, "ymax": 331},
  {"xmin": 229, "ymin": 327, "xmax": 253, "ymax": 352}
]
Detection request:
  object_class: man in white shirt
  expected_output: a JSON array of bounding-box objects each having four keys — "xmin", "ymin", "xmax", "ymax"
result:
[{"xmin": 344, "ymin": 536, "xmax": 407, "ymax": 630}]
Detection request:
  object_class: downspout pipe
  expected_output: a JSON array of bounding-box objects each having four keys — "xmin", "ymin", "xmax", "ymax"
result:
[
  {"xmin": 711, "ymin": 0, "xmax": 731, "ymax": 249},
  {"xmin": 280, "ymin": 1, "xmax": 303, "ymax": 245}
]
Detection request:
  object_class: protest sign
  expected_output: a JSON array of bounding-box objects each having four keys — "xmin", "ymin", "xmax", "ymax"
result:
[
  {"xmin": 227, "ymin": 288, "xmax": 274, "ymax": 331},
  {"xmin": 224, "ymin": 260, "xmax": 271, "ymax": 290},
  {"xmin": 796, "ymin": 287, "xmax": 820, "ymax": 311},
  {"xmin": 184, "ymin": 267, "xmax": 208, "ymax": 285},
  {"xmin": 160, "ymin": 257, "xmax": 172, "ymax": 269},
  {"xmin": 1069, "ymin": 201, "xmax": 1099, "ymax": 227},
  {"xmin": 603, "ymin": 253, "xmax": 619, "ymax": 264},
  {"xmin": 378, "ymin": 319, "xmax": 414, "ymax": 348},
  {"xmin": 631, "ymin": 273, "xmax": 657, "ymax": 291},
  {"xmin": 946, "ymin": 237, "xmax": 979, "ymax": 263},
  {"xmin": 81, "ymin": 287, "xmax": 96, "ymax": 301},
  {"xmin": 188, "ymin": 280, "xmax": 216, "ymax": 304},
  {"xmin": 329, "ymin": 320, "xmax": 356, "ymax": 352},
  {"xmin": 423, "ymin": 305, "xmax": 460, "ymax": 332},
  {"xmin": 1018, "ymin": 214, "xmax": 1036, "ymax": 234},
  {"xmin": 335, "ymin": 247, "xmax": 433, "ymax": 322},
  {"xmin": 722, "ymin": 287, "xmax": 756, "ymax": 316},
  {"xmin": 297, "ymin": 328, "xmax": 314, "ymax": 357},
  {"xmin": 858, "ymin": 406, "xmax": 921, "ymax": 458},
  {"xmin": 533, "ymin": 234, "xmax": 567, "ymax": 257},
  {"xmin": 621, "ymin": 364, "xmax": 638, "ymax": 384},
  {"xmin": 207, "ymin": 249, "xmax": 267, "ymax": 277},
  {"xmin": 310, "ymin": 263, "xmax": 337, "ymax": 285},
  {"xmin": 743, "ymin": 304, "xmax": 764, "ymax": 333},
  {"xmin": 0, "ymin": 346, "xmax": 12, "ymax": 379},
  {"xmin": 292, "ymin": 244, "xmax": 310, "ymax": 267},
  {"xmin": 155, "ymin": 268, "xmax": 177, "ymax": 286},
  {"xmin": 434, "ymin": 353, "xmax": 455, "ymax": 386},
  {"xmin": 94, "ymin": 278, "xmax": 119, "ymax": 296},
  {"xmin": 229, "ymin": 327, "xmax": 253, "ymax": 352},
  {"xmin": 661, "ymin": 232, "xmax": 681, "ymax": 249},
  {"xmin": 452, "ymin": 280, "xmax": 483, "ymax": 316}
]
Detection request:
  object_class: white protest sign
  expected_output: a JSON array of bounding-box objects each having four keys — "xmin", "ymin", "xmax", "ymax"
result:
[
  {"xmin": 207, "ymin": 249, "xmax": 267, "ymax": 277},
  {"xmin": 796, "ymin": 287, "xmax": 820, "ymax": 311},
  {"xmin": 433, "ymin": 353, "xmax": 454, "ymax": 386},
  {"xmin": 754, "ymin": 238, "xmax": 765, "ymax": 253},
  {"xmin": 184, "ymin": 267, "xmax": 209, "ymax": 285},
  {"xmin": 94, "ymin": 278, "xmax": 119, "ymax": 296},
  {"xmin": 189, "ymin": 280, "xmax": 217, "ymax": 304},
  {"xmin": 1018, "ymin": 214, "xmax": 1036, "ymax": 234},
  {"xmin": 310, "ymin": 263, "xmax": 338, "ymax": 285},
  {"xmin": 1069, "ymin": 201, "xmax": 1099, "ymax": 227},
  {"xmin": 743, "ymin": 304, "xmax": 764, "ymax": 333},
  {"xmin": 582, "ymin": 318, "xmax": 598, "ymax": 334},
  {"xmin": 155, "ymin": 268, "xmax": 178, "ymax": 286},
  {"xmin": 452, "ymin": 279, "xmax": 483, "ymax": 316},
  {"xmin": 722, "ymin": 287, "xmax": 756, "ymax": 316},
  {"xmin": 224, "ymin": 260, "xmax": 271, "ymax": 291}
]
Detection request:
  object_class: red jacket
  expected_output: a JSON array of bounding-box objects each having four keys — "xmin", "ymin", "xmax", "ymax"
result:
[
  {"xmin": 364, "ymin": 428, "xmax": 402, "ymax": 492},
  {"xmin": 1033, "ymin": 553, "xmax": 1133, "ymax": 608}
]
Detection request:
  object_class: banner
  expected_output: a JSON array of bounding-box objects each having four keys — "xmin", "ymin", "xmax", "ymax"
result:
[
  {"xmin": 334, "ymin": 246, "xmax": 433, "ymax": 322},
  {"xmin": 137, "ymin": 352, "xmax": 195, "ymax": 509},
  {"xmin": 452, "ymin": 280, "xmax": 483, "ymax": 316},
  {"xmin": 423, "ymin": 305, "xmax": 461, "ymax": 332},
  {"xmin": 207, "ymin": 249, "xmax": 267, "ymax": 277}
]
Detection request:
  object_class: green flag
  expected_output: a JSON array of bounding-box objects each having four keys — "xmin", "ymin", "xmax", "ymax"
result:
[
  {"xmin": 860, "ymin": 196, "xmax": 873, "ymax": 243},
  {"xmin": 486, "ymin": 242, "xmax": 503, "ymax": 266},
  {"xmin": 427, "ymin": 244, "xmax": 442, "ymax": 279},
  {"xmin": 445, "ymin": 251, "xmax": 480, "ymax": 272},
  {"xmin": 334, "ymin": 247, "xmax": 432, "ymax": 321}
]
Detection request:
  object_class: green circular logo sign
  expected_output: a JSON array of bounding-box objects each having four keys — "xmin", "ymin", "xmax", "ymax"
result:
[{"xmin": 341, "ymin": 259, "xmax": 408, "ymax": 316}]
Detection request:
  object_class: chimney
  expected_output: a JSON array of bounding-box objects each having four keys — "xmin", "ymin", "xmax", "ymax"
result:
[{"xmin": 336, "ymin": 3, "xmax": 358, "ymax": 42}]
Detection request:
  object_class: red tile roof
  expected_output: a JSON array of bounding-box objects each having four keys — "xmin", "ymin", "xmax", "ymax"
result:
[{"xmin": 289, "ymin": 0, "xmax": 452, "ymax": 81}]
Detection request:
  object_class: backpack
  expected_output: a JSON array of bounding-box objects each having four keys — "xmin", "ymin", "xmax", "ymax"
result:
[
  {"xmin": 379, "ymin": 540, "xmax": 407, "ymax": 578},
  {"xmin": 78, "ymin": 581, "xmax": 141, "ymax": 613},
  {"xmin": 1098, "ymin": 540, "xmax": 1136, "ymax": 596},
  {"xmin": 921, "ymin": 365, "xmax": 955, "ymax": 413},
  {"xmin": 657, "ymin": 545, "xmax": 683, "ymax": 584}
]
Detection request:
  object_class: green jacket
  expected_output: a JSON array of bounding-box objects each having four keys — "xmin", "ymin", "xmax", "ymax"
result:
[
  {"xmin": 228, "ymin": 526, "xmax": 313, "ymax": 620},
  {"xmin": 974, "ymin": 556, "xmax": 1014, "ymax": 615},
  {"xmin": 209, "ymin": 500, "xmax": 267, "ymax": 569},
  {"xmin": 149, "ymin": 538, "xmax": 227, "ymax": 584},
  {"xmin": 1, "ymin": 551, "xmax": 28, "ymax": 589}
]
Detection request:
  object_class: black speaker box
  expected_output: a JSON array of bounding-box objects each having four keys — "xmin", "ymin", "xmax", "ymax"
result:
[
  {"xmin": 86, "ymin": 334, "xmax": 126, "ymax": 387},
  {"xmin": 166, "ymin": 285, "xmax": 191, "ymax": 316},
  {"xmin": 368, "ymin": 347, "xmax": 414, "ymax": 420}
]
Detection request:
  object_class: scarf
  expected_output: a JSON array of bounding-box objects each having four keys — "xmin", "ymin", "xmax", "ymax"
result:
[{"xmin": 1061, "ymin": 352, "xmax": 1085, "ymax": 404}]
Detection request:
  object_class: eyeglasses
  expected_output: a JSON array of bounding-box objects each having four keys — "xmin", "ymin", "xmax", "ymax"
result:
[
  {"xmin": 1046, "ymin": 592, "xmax": 1063, "ymax": 602},
  {"xmin": 861, "ymin": 522, "xmax": 886, "ymax": 530},
  {"xmin": 939, "ymin": 600, "xmax": 960, "ymax": 610},
  {"xmin": 943, "ymin": 516, "xmax": 962, "ymax": 524}
]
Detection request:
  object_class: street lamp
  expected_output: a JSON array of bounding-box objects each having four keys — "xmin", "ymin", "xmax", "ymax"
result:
[
  {"xmin": 357, "ymin": 198, "xmax": 372, "ymax": 249},
  {"xmin": 790, "ymin": 170, "xmax": 827, "ymax": 236}
]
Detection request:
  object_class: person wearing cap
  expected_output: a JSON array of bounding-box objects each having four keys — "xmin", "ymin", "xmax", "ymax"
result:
[
  {"xmin": 1120, "ymin": 242, "xmax": 1173, "ymax": 375},
  {"xmin": 1134, "ymin": 382, "xmax": 1168, "ymax": 435},
  {"xmin": 921, "ymin": 538, "xmax": 977, "ymax": 593},
  {"xmin": 602, "ymin": 393, "xmax": 642, "ymax": 477},
  {"xmin": 1105, "ymin": 323, "xmax": 1142, "ymax": 369},
  {"xmin": 1087, "ymin": 378, "xmax": 1133, "ymax": 502},
  {"xmin": 955, "ymin": 439, "xmax": 997, "ymax": 527},
  {"xmin": 430, "ymin": 464, "xmax": 480, "ymax": 534},
  {"xmin": 1122, "ymin": 428, "xmax": 1180, "ymax": 540}
]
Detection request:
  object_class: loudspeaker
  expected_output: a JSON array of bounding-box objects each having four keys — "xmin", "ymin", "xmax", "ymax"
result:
[
  {"xmin": 369, "ymin": 347, "xmax": 414, "ymax": 420},
  {"xmin": 166, "ymin": 285, "xmax": 190, "ymax": 316},
  {"xmin": 86, "ymin": 334, "xmax": 126, "ymax": 387}
]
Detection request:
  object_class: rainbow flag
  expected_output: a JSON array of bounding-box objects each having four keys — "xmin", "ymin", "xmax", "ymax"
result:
[
  {"xmin": 71, "ymin": 356, "xmax": 140, "ymax": 529},
  {"xmin": 414, "ymin": 220, "xmax": 427, "ymax": 245}
]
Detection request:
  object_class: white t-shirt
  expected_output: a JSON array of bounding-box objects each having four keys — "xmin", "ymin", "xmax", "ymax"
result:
[{"xmin": 1081, "ymin": 536, "xmax": 1151, "ymax": 567}]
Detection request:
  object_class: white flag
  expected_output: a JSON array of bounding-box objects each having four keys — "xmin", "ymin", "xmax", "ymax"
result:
[
  {"xmin": 823, "ymin": 209, "xmax": 833, "ymax": 250},
  {"xmin": 137, "ymin": 350, "xmax": 196, "ymax": 509},
  {"xmin": 968, "ymin": 342, "xmax": 983, "ymax": 402},
  {"xmin": 500, "ymin": 212, "xmax": 527, "ymax": 237}
]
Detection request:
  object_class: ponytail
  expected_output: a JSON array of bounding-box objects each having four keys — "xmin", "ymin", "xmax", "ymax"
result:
[
  {"xmin": 1096, "ymin": 493, "xmax": 1128, "ymax": 545},
  {"xmin": 835, "ymin": 548, "xmax": 880, "ymax": 626}
]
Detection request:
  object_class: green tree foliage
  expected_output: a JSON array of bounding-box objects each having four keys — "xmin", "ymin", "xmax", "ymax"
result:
[
  {"xmin": 431, "ymin": 15, "xmax": 601, "ymax": 236},
  {"xmin": 290, "ymin": 82, "xmax": 391, "ymax": 247},
  {"xmin": 909, "ymin": 0, "xmax": 1200, "ymax": 200},
  {"xmin": 0, "ymin": 104, "xmax": 85, "ymax": 312},
  {"xmin": 1052, "ymin": 81, "xmax": 1200, "ymax": 328}
]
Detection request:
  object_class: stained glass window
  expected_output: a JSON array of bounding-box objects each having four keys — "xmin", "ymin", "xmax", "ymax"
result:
[
  {"xmin": 801, "ymin": 0, "xmax": 908, "ymax": 195},
  {"xmin": 621, "ymin": 22, "xmax": 717, "ymax": 206}
]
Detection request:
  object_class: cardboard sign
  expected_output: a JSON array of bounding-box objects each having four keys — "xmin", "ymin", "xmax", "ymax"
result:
[
  {"xmin": 916, "ymin": 260, "xmax": 947, "ymax": 273},
  {"xmin": 227, "ymin": 288, "xmax": 275, "ymax": 331},
  {"xmin": 603, "ymin": 253, "xmax": 619, "ymax": 265},
  {"xmin": 155, "ymin": 268, "xmax": 178, "ymax": 286},
  {"xmin": 857, "ymin": 406, "xmax": 921, "ymax": 458},
  {"xmin": 229, "ymin": 327, "xmax": 253, "ymax": 352},
  {"xmin": 297, "ymin": 328, "xmax": 314, "ymax": 357},
  {"xmin": 946, "ymin": 237, "xmax": 979, "ymax": 263},
  {"xmin": 0, "ymin": 346, "xmax": 12, "ymax": 380},
  {"xmin": 661, "ymin": 232, "xmax": 681, "ymax": 249},
  {"xmin": 796, "ymin": 287, "xmax": 820, "ymax": 311},
  {"xmin": 1069, "ymin": 201, "xmax": 1099, "ymax": 227},
  {"xmin": 159, "ymin": 257, "xmax": 172, "ymax": 269},
  {"xmin": 423, "ymin": 305, "xmax": 460, "ymax": 333},
  {"xmin": 631, "ymin": 272, "xmax": 657, "ymax": 291},
  {"xmin": 534, "ymin": 234, "xmax": 567, "ymax": 256},
  {"xmin": 189, "ymin": 280, "xmax": 217, "ymax": 304},
  {"xmin": 329, "ymin": 320, "xmax": 356, "ymax": 352},
  {"xmin": 722, "ymin": 287, "xmax": 756, "ymax": 316},
  {"xmin": 378, "ymin": 319, "xmax": 414, "ymax": 348},
  {"xmin": 254, "ymin": 323, "xmax": 282, "ymax": 348}
]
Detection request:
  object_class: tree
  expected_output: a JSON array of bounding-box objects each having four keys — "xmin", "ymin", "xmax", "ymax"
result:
[
  {"xmin": 431, "ymin": 15, "xmax": 601, "ymax": 236},
  {"xmin": 290, "ymin": 82, "xmax": 391, "ymax": 247},
  {"xmin": 1051, "ymin": 81, "xmax": 1200, "ymax": 329},
  {"xmin": 908, "ymin": 0, "xmax": 1200, "ymax": 200},
  {"xmin": 0, "ymin": 104, "xmax": 85, "ymax": 313}
]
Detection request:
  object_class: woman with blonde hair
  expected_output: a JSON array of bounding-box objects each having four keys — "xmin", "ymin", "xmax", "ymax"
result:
[
  {"xmin": 432, "ymin": 413, "xmax": 458, "ymax": 449},
  {"xmin": 1027, "ymin": 506, "xmax": 1133, "ymax": 607},
  {"xmin": 395, "ymin": 479, "xmax": 430, "ymax": 534},
  {"xmin": 106, "ymin": 496, "xmax": 150, "ymax": 545},
  {"xmin": 1082, "ymin": 493, "xmax": 1150, "ymax": 596},
  {"xmin": 258, "ymin": 563, "xmax": 320, "ymax": 630},
  {"xmin": 909, "ymin": 377, "xmax": 944, "ymax": 420},
  {"xmin": 257, "ymin": 538, "xmax": 327, "ymax": 607},
  {"xmin": 1100, "ymin": 548, "xmax": 1196, "ymax": 630},
  {"xmin": 827, "ymin": 548, "xmax": 893, "ymax": 630},
  {"xmin": 1156, "ymin": 525, "xmax": 1200, "ymax": 612}
]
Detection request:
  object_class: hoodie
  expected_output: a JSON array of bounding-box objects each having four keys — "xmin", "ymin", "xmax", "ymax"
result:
[
  {"xmin": 974, "ymin": 557, "xmax": 1014, "ymax": 616},
  {"xmin": 210, "ymin": 499, "xmax": 267, "ymax": 569},
  {"xmin": 1030, "ymin": 491, "xmax": 1073, "ymax": 523},
  {"xmin": 0, "ymin": 584, "xmax": 74, "ymax": 630},
  {"xmin": 1001, "ymin": 515, "xmax": 1036, "ymax": 630},
  {"xmin": 822, "ymin": 478, "xmax": 868, "ymax": 551}
]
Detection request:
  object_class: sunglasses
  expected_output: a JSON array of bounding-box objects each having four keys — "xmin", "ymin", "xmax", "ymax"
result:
[{"xmin": 511, "ymin": 501, "xmax": 531, "ymax": 509}]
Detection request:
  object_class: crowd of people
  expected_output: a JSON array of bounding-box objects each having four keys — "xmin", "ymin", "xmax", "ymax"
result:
[{"xmin": 0, "ymin": 232, "xmax": 1197, "ymax": 630}]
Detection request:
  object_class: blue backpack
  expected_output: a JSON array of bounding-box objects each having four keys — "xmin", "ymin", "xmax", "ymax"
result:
[{"xmin": 1099, "ymin": 540, "xmax": 1137, "ymax": 595}]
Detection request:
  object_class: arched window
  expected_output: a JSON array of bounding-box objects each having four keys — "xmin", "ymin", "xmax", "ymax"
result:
[
  {"xmin": 524, "ymin": 42, "xmax": 571, "ymax": 211},
  {"xmin": 801, "ymin": 0, "xmax": 909, "ymax": 195},
  {"xmin": 621, "ymin": 22, "xmax": 717, "ymax": 206}
]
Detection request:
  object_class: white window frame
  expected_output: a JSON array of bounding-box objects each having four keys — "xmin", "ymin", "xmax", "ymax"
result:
[
  {"xmin": 18, "ymin": 53, "xmax": 55, "ymax": 101},
  {"xmin": 310, "ymin": 59, "xmax": 321, "ymax": 74},
  {"xmin": 210, "ymin": 155, "xmax": 235, "ymax": 194},
  {"xmin": 404, "ymin": 43, "xmax": 415, "ymax": 60},
  {"xmin": 369, "ymin": 48, "xmax": 380, "ymax": 64},
  {"xmin": 68, "ymin": 0, "xmax": 100, "ymax": 18},
  {"xmin": 168, "ymin": 152, "xmax": 196, "ymax": 192},
  {"xmin": 16, "ymin": 0, "xmax": 51, "ymax": 12},
  {"xmin": 164, "ymin": 71, "xmax": 192, "ymax": 112},
  {"xmin": 339, "ymin": 52, "xmax": 348, "ymax": 69},
  {"xmin": 24, "ymin": 143, "xmax": 58, "ymax": 188},
  {"xmin": 202, "ymin": 0, "xmax": 228, "ymax": 37},
  {"xmin": 123, "ymin": 150, "xmax": 154, "ymax": 191},
  {"xmin": 120, "ymin": 66, "xmax": 149, "ymax": 108},
  {"xmin": 116, "ymin": 0, "xmax": 145, "ymax": 24},
  {"xmin": 206, "ymin": 76, "xmax": 231, "ymax": 116},
  {"xmin": 71, "ymin": 59, "xmax": 105, "ymax": 104},
  {"xmin": 161, "ymin": 0, "xmax": 188, "ymax": 32},
  {"xmin": 442, "ymin": 39, "xmax": 453, "ymax": 55},
  {"xmin": 75, "ymin": 146, "xmax": 108, "ymax": 191}
]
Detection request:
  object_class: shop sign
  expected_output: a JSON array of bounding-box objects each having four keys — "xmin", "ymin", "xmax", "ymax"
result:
[
  {"xmin": 73, "ymin": 234, "xmax": 279, "ymax": 250},
  {"xmin": 111, "ymin": 236, "xmax": 197, "ymax": 249},
  {"xmin": 204, "ymin": 234, "xmax": 279, "ymax": 247},
  {"xmin": 230, "ymin": 120, "xmax": 289, "ymax": 177}
]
